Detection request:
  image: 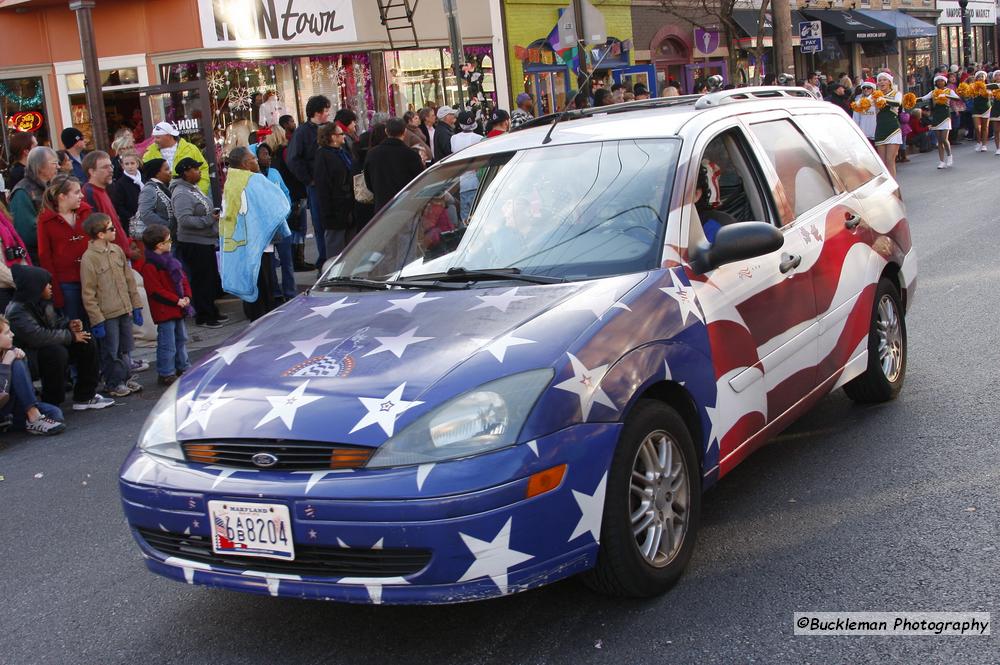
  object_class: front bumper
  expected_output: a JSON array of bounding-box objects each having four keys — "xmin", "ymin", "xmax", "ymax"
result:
[{"xmin": 119, "ymin": 423, "xmax": 621, "ymax": 604}]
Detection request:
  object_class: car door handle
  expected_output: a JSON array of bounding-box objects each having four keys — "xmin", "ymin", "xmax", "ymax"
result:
[
  {"xmin": 845, "ymin": 213, "xmax": 863, "ymax": 230},
  {"xmin": 779, "ymin": 253, "xmax": 802, "ymax": 274}
]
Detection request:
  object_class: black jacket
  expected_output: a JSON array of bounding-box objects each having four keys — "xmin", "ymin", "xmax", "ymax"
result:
[
  {"xmin": 286, "ymin": 120, "xmax": 320, "ymax": 187},
  {"xmin": 274, "ymin": 144, "xmax": 306, "ymax": 200},
  {"xmin": 313, "ymin": 146, "xmax": 354, "ymax": 231},
  {"xmin": 6, "ymin": 162, "xmax": 26, "ymax": 191},
  {"xmin": 364, "ymin": 138, "xmax": 424, "ymax": 212},
  {"xmin": 433, "ymin": 123, "xmax": 455, "ymax": 161},
  {"xmin": 825, "ymin": 91, "xmax": 853, "ymax": 114},
  {"xmin": 4, "ymin": 265, "xmax": 73, "ymax": 350},
  {"xmin": 109, "ymin": 173, "xmax": 141, "ymax": 224}
]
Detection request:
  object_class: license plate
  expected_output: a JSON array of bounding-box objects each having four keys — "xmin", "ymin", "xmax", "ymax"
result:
[{"xmin": 208, "ymin": 500, "xmax": 295, "ymax": 560}]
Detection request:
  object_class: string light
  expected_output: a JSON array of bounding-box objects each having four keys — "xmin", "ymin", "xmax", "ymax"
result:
[{"xmin": 0, "ymin": 81, "xmax": 43, "ymax": 108}]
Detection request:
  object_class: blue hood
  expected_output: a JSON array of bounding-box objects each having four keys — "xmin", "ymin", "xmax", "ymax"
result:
[{"xmin": 174, "ymin": 275, "xmax": 647, "ymax": 446}]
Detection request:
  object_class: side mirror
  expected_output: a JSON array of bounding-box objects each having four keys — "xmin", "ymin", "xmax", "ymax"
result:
[{"xmin": 689, "ymin": 221, "xmax": 784, "ymax": 275}]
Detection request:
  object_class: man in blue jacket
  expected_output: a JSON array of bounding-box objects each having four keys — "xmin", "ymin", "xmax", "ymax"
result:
[{"xmin": 285, "ymin": 95, "xmax": 330, "ymax": 272}]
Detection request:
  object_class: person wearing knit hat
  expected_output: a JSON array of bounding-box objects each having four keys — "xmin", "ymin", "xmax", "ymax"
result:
[
  {"xmin": 60, "ymin": 127, "xmax": 86, "ymax": 181},
  {"xmin": 511, "ymin": 92, "xmax": 534, "ymax": 129},
  {"xmin": 920, "ymin": 75, "xmax": 962, "ymax": 168},
  {"xmin": 969, "ymin": 70, "xmax": 992, "ymax": 151},
  {"xmin": 988, "ymin": 71, "xmax": 1000, "ymax": 155}
]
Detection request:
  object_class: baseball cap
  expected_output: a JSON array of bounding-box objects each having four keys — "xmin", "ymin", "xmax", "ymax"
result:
[
  {"xmin": 457, "ymin": 110, "xmax": 477, "ymax": 131},
  {"xmin": 151, "ymin": 121, "xmax": 180, "ymax": 137},
  {"xmin": 60, "ymin": 127, "xmax": 84, "ymax": 148},
  {"xmin": 436, "ymin": 106, "xmax": 457, "ymax": 120},
  {"xmin": 489, "ymin": 109, "xmax": 510, "ymax": 125},
  {"xmin": 174, "ymin": 156, "xmax": 202, "ymax": 177}
]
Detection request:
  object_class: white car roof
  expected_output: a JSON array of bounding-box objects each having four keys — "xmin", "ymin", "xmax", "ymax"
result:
[{"xmin": 447, "ymin": 87, "xmax": 835, "ymax": 161}]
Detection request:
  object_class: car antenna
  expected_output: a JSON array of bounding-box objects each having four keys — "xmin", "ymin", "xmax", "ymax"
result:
[{"xmin": 542, "ymin": 45, "xmax": 614, "ymax": 145}]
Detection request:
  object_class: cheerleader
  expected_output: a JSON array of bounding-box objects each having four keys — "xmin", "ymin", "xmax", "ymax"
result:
[
  {"xmin": 989, "ymin": 71, "xmax": 1000, "ymax": 155},
  {"xmin": 851, "ymin": 81, "xmax": 877, "ymax": 141},
  {"xmin": 920, "ymin": 75, "xmax": 962, "ymax": 168},
  {"xmin": 968, "ymin": 70, "xmax": 992, "ymax": 151},
  {"xmin": 872, "ymin": 72, "xmax": 903, "ymax": 179}
]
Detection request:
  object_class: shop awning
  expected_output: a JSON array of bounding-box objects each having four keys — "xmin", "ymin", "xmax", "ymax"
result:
[
  {"xmin": 857, "ymin": 10, "xmax": 936, "ymax": 38},
  {"xmin": 731, "ymin": 9, "xmax": 807, "ymax": 47},
  {"xmin": 800, "ymin": 10, "xmax": 896, "ymax": 42}
]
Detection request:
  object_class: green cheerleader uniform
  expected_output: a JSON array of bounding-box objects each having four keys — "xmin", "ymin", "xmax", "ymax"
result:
[
  {"xmin": 989, "ymin": 84, "xmax": 1000, "ymax": 121},
  {"xmin": 873, "ymin": 91, "xmax": 902, "ymax": 146}
]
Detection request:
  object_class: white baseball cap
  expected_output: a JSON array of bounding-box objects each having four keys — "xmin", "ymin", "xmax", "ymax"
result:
[
  {"xmin": 151, "ymin": 121, "xmax": 179, "ymax": 137},
  {"xmin": 436, "ymin": 106, "xmax": 457, "ymax": 120}
]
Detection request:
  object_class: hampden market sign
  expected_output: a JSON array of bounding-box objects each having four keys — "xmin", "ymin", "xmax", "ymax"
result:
[{"xmin": 197, "ymin": 0, "xmax": 358, "ymax": 48}]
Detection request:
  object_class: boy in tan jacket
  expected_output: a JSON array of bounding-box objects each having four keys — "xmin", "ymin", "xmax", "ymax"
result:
[{"xmin": 81, "ymin": 213, "xmax": 144, "ymax": 397}]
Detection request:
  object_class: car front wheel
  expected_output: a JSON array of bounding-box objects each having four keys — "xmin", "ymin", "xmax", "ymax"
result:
[{"xmin": 582, "ymin": 399, "xmax": 701, "ymax": 597}]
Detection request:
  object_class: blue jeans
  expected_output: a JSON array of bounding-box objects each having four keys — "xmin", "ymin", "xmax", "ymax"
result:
[
  {"xmin": 272, "ymin": 236, "xmax": 296, "ymax": 299},
  {"xmin": 59, "ymin": 282, "xmax": 89, "ymax": 327},
  {"xmin": 306, "ymin": 185, "xmax": 327, "ymax": 267},
  {"xmin": 97, "ymin": 314, "xmax": 134, "ymax": 387},
  {"xmin": 156, "ymin": 319, "xmax": 190, "ymax": 378},
  {"xmin": 0, "ymin": 358, "xmax": 64, "ymax": 429}
]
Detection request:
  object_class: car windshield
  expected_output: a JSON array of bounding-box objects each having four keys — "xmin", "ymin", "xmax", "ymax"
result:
[{"xmin": 320, "ymin": 139, "xmax": 680, "ymax": 285}]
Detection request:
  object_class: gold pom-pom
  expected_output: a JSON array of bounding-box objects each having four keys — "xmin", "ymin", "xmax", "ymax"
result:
[
  {"xmin": 932, "ymin": 88, "xmax": 951, "ymax": 105},
  {"xmin": 973, "ymin": 80, "xmax": 989, "ymax": 97},
  {"xmin": 957, "ymin": 81, "xmax": 972, "ymax": 98},
  {"xmin": 902, "ymin": 92, "xmax": 917, "ymax": 110}
]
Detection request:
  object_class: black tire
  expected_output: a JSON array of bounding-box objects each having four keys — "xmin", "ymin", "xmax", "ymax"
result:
[
  {"xmin": 844, "ymin": 278, "xmax": 907, "ymax": 403},
  {"xmin": 582, "ymin": 399, "xmax": 701, "ymax": 597}
]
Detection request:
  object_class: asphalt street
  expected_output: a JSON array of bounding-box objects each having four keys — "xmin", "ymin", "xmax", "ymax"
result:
[{"xmin": 1, "ymin": 143, "xmax": 997, "ymax": 664}]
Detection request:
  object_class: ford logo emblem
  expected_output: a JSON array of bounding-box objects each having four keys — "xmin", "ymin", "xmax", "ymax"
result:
[{"xmin": 251, "ymin": 452, "xmax": 279, "ymax": 468}]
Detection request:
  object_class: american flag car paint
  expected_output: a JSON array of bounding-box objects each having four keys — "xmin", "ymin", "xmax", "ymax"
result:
[{"xmin": 119, "ymin": 209, "xmax": 915, "ymax": 604}]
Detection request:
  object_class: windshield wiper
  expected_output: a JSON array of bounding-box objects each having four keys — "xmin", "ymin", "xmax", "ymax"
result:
[
  {"xmin": 312, "ymin": 276, "xmax": 464, "ymax": 291},
  {"xmin": 400, "ymin": 267, "xmax": 565, "ymax": 285}
]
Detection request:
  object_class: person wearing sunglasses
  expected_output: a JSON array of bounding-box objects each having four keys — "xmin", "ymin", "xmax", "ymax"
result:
[{"xmin": 80, "ymin": 212, "xmax": 144, "ymax": 398}]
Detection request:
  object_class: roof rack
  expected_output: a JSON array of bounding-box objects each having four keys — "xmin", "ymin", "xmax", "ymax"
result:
[
  {"xmin": 694, "ymin": 86, "xmax": 815, "ymax": 110},
  {"xmin": 513, "ymin": 95, "xmax": 702, "ymax": 132}
]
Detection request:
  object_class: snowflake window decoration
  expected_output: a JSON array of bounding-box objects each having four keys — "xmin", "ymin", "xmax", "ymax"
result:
[
  {"xmin": 206, "ymin": 72, "xmax": 225, "ymax": 95},
  {"xmin": 228, "ymin": 86, "xmax": 252, "ymax": 112}
]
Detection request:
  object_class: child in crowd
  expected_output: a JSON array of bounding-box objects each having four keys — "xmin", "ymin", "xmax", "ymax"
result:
[
  {"xmin": 138, "ymin": 224, "xmax": 192, "ymax": 386},
  {"xmin": 80, "ymin": 213, "xmax": 144, "ymax": 397},
  {"xmin": 0, "ymin": 314, "xmax": 65, "ymax": 435}
]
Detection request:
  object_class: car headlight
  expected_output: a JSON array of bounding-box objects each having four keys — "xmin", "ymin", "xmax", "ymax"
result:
[
  {"xmin": 137, "ymin": 381, "xmax": 184, "ymax": 461},
  {"xmin": 366, "ymin": 368, "xmax": 554, "ymax": 468}
]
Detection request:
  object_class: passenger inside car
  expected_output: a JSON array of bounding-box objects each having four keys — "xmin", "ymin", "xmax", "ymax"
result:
[{"xmin": 694, "ymin": 165, "xmax": 738, "ymax": 243}]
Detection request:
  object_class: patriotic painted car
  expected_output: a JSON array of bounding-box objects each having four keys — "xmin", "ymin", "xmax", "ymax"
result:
[{"xmin": 120, "ymin": 88, "xmax": 916, "ymax": 604}]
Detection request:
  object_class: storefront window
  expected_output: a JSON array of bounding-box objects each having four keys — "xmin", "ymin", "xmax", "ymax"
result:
[
  {"xmin": 384, "ymin": 47, "xmax": 495, "ymax": 115},
  {"xmin": 1, "ymin": 76, "xmax": 50, "ymax": 150},
  {"xmin": 296, "ymin": 54, "xmax": 373, "ymax": 130}
]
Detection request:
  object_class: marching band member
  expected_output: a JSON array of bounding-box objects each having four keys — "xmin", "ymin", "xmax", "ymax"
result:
[
  {"xmin": 921, "ymin": 75, "xmax": 962, "ymax": 169},
  {"xmin": 969, "ymin": 70, "xmax": 992, "ymax": 152},
  {"xmin": 851, "ymin": 81, "xmax": 878, "ymax": 142},
  {"xmin": 989, "ymin": 71, "xmax": 1000, "ymax": 155},
  {"xmin": 872, "ymin": 73, "xmax": 903, "ymax": 179}
]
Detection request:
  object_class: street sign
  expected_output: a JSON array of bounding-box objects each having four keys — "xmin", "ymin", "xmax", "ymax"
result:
[{"xmin": 799, "ymin": 20, "xmax": 823, "ymax": 54}]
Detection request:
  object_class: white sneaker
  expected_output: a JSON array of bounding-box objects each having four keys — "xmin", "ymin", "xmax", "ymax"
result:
[
  {"xmin": 946, "ymin": 154, "xmax": 954, "ymax": 166},
  {"xmin": 995, "ymin": 148, "xmax": 1000, "ymax": 155},
  {"xmin": 937, "ymin": 160, "xmax": 946, "ymax": 169},
  {"xmin": 73, "ymin": 394, "xmax": 116, "ymax": 410}
]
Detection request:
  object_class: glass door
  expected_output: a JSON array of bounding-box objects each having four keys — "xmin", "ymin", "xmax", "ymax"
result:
[
  {"xmin": 139, "ymin": 80, "xmax": 220, "ymax": 203},
  {"xmin": 612, "ymin": 65, "xmax": 658, "ymax": 97},
  {"xmin": 684, "ymin": 61, "xmax": 729, "ymax": 93},
  {"xmin": 530, "ymin": 70, "xmax": 570, "ymax": 116}
]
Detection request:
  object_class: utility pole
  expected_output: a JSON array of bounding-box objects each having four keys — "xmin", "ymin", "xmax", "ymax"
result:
[
  {"xmin": 771, "ymin": 0, "xmax": 794, "ymax": 83},
  {"xmin": 572, "ymin": 0, "xmax": 591, "ymax": 101},
  {"xmin": 69, "ymin": 0, "xmax": 109, "ymax": 151},
  {"xmin": 443, "ymin": 0, "xmax": 465, "ymax": 107},
  {"xmin": 958, "ymin": 0, "xmax": 972, "ymax": 66}
]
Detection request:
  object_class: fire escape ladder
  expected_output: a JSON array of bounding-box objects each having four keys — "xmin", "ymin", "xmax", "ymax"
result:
[{"xmin": 377, "ymin": 0, "xmax": 420, "ymax": 49}]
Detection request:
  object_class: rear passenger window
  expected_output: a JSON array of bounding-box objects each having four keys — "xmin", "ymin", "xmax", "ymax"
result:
[
  {"xmin": 749, "ymin": 119, "xmax": 837, "ymax": 221},
  {"xmin": 795, "ymin": 114, "xmax": 884, "ymax": 191}
]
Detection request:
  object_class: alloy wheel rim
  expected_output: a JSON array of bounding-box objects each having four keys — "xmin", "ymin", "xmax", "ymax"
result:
[
  {"xmin": 876, "ymin": 294, "xmax": 903, "ymax": 383},
  {"xmin": 629, "ymin": 430, "xmax": 689, "ymax": 568}
]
